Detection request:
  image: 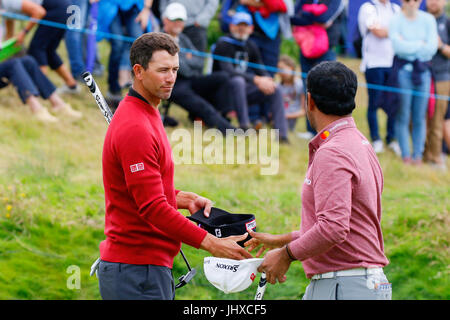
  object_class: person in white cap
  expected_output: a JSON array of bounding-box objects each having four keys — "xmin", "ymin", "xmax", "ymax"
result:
[{"xmin": 160, "ymin": 0, "xmax": 219, "ymax": 52}]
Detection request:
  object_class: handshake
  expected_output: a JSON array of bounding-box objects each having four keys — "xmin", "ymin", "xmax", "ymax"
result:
[
  {"xmin": 201, "ymin": 230, "xmax": 295, "ymax": 286},
  {"xmin": 190, "ymin": 207, "xmax": 295, "ymax": 285}
]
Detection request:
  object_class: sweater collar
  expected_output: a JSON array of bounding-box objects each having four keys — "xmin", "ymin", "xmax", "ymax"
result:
[{"xmin": 128, "ymin": 87, "xmax": 150, "ymax": 105}]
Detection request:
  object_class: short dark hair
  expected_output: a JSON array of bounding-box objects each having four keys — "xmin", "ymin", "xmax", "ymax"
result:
[
  {"xmin": 306, "ymin": 61, "xmax": 357, "ymax": 116},
  {"xmin": 130, "ymin": 32, "xmax": 179, "ymax": 75}
]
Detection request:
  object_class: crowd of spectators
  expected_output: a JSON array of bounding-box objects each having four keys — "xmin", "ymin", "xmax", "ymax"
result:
[{"xmin": 0, "ymin": 0, "xmax": 448, "ymax": 167}]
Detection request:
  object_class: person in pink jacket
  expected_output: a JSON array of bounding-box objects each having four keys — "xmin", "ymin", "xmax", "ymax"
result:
[{"xmin": 245, "ymin": 61, "xmax": 391, "ymax": 300}]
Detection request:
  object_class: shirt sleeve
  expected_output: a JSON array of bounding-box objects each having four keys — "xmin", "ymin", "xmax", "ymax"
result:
[
  {"xmin": 358, "ymin": 3, "xmax": 376, "ymax": 36},
  {"xmin": 2, "ymin": 0, "xmax": 24, "ymax": 12},
  {"xmin": 289, "ymin": 148, "xmax": 360, "ymax": 261},
  {"xmin": 213, "ymin": 40, "xmax": 256, "ymax": 82},
  {"xmin": 417, "ymin": 14, "xmax": 438, "ymax": 60},
  {"xmin": 248, "ymin": 41, "xmax": 271, "ymax": 77},
  {"xmin": 194, "ymin": 0, "xmax": 219, "ymax": 27},
  {"xmin": 262, "ymin": 0, "xmax": 287, "ymax": 14},
  {"xmin": 178, "ymin": 35, "xmax": 205, "ymax": 78},
  {"xmin": 116, "ymin": 124, "xmax": 207, "ymax": 248},
  {"xmin": 389, "ymin": 15, "xmax": 424, "ymax": 56}
]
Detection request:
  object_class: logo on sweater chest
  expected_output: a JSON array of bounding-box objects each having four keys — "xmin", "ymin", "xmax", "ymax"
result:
[{"xmin": 130, "ymin": 162, "xmax": 144, "ymax": 173}]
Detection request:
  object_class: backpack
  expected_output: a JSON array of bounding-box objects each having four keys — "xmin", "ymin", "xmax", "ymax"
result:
[{"xmin": 352, "ymin": 0, "xmax": 395, "ymax": 58}]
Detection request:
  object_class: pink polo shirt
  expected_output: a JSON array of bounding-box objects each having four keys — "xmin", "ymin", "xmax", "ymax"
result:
[{"xmin": 289, "ymin": 117, "xmax": 389, "ymax": 279}]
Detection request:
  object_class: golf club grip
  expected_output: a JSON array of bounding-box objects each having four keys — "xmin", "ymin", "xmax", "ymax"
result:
[
  {"xmin": 82, "ymin": 71, "xmax": 113, "ymax": 124},
  {"xmin": 254, "ymin": 273, "xmax": 267, "ymax": 300}
]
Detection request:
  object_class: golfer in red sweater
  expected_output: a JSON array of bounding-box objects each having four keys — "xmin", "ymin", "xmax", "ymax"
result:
[{"xmin": 98, "ymin": 32, "xmax": 252, "ymax": 300}]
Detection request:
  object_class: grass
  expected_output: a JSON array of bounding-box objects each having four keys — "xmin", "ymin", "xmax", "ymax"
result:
[{"xmin": 0, "ymin": 36, "xmax": 449, "ymax": 300}]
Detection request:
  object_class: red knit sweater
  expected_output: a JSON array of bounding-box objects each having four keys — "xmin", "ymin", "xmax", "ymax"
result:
[{"xmin": 100, "ymin": 92, "xmax": 207, "ymax": 267}]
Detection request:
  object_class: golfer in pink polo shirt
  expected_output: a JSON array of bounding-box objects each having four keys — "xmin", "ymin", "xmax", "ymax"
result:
[{"xmin": 245, "ymin": 61, "xmax": 391, "ymax": 300}]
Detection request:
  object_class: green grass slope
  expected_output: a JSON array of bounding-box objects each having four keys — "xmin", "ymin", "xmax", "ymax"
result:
[{"xmin": 0, "ymin": 39, "xmax": 448, "ymax": 300}]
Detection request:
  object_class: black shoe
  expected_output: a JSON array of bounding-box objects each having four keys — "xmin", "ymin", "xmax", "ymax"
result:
[
  {"xmin": 163, "ymin": 116, "xmax": 179, "ymax": 127},
  {"xmin": 280, "ymin": 137, "xmax": 290, "ymax": 144}
]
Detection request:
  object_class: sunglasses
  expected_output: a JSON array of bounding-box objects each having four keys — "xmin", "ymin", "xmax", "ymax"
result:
[{"xmin": 404, "ymin": 0, "xmax": 420, "ymax": 2}]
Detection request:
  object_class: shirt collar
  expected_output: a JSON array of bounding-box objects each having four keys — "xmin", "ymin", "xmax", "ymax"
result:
[
  {"xmin": 128, "ymin": 87, "xmax": 150, "ymax": 105},
  {"xmin": 309, "ymin": 116, "xmax": 356, "ymax": 152}
]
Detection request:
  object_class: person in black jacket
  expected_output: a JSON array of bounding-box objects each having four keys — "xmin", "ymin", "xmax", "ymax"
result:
[
  {"xmin": 213, "ymin": 12, "xmax": 288, "ymax": 142},
  {"xmin": 163, "ymin": 2, "xmax": 236, "ymax": 133}
]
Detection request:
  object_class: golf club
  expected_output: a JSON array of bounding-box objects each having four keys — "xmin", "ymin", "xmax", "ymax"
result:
[
  {"xmin": 175, "ymin": 248, "xmax": 197, "ymax": 289},
  {"xmin": 254, "ymin": 272, "xmax": 267, "ymax": 300},
  {"xmin": 82, "ymin": 71, "xmax": 196, "ymax": 290}
]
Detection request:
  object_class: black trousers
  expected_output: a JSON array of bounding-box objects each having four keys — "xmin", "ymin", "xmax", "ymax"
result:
[
  {"xmin": 170, "ymin": 71, "xmax": 236, "ymax": 133},
  {"xmin": 28, "ymin": 0, "xmax": 71, "ymax": 69}
]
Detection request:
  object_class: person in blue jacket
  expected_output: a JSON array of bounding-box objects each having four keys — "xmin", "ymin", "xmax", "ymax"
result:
[{"xmin": 97, "ymin": 0, "xmax": 153, "ymax": 99}]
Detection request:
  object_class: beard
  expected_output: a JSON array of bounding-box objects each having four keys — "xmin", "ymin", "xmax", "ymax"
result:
[{"xmin": 231, "ymin": 32, "xmax": 249, "ymax": 41}]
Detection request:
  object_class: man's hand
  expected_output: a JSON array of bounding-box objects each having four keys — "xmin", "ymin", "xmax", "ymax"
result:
[
  {"xmin": 245, "ymin": 230, "xmax": 292, "ymax": 257},
  {"xmin": 135, "ymin": 7, "xmax": 151, "ymax": 30},
  {"xmin": 16, "ymin": 30, "xmax": 27, "ymax": 46},
  {"xmin": 257, "ymin": 247, "xmax": 293, "ymax": 284},
  {"xmin": 200, "ymin": 233, "xmax": 253, "ymax": 260},
  {"xmin": 368, "ymin": 25, "xmax": 388, "ymax": 38},
  {"xmin": 176, "ymin": 191, "xmax": 213, "ymax": 217},
  {"xmin": 253, "ymin": 76, "xmax": 276, "ymax": 95}
]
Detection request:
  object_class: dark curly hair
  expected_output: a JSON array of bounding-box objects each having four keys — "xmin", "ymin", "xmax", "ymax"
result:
[{"xmin": 306, "ymin": 61, "xmax": 357, "ymax": 116}]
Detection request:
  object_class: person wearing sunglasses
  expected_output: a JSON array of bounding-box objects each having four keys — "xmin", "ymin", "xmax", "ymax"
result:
[{"xmin": 388, "ymin": 0, "xmax": 438, "ymax": 164}]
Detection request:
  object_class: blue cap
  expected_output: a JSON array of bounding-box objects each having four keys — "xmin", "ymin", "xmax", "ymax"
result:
[{"xmin": 231, "ymin": 12, "xmax": 253, "ymax": 26}]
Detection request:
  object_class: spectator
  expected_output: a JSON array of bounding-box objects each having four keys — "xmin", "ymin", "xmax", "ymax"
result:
[
  {"xmin": 291, "ymin": 0, "xmax": 345, "ymax": 139},
  {"xmin": 1, "ymin": 0, "xmax": 81, "ymax": 94},
  {"xmin": 389, "ymin": 0, "xmax": 438, "ymax": 165},
  {"xmin": 0, "ymin": 55, "xmax": 82, "ymax": 122},
  {"xmin": 118, "ymin": 3, "xmax": 161, "ymax": 89},
  {"xmin": 241, "ymin": 0, "xmax": 291, "ymax": 129},
  {"xmin": 240, "ymin": 0, "xmax": 289, "ymax": 75},
  {"xmin": 424, "ymin": 0, "xmax": 449, "ymax": 170},
  {"xmin": 444, "ymin": 102, "xmax": 450, "ymax": 155},
  {"xmin": 97, "ymin": 0, "xmax": 152, "ymax": 99},
  {"xmin": 212, "ymin": 11, "xmax": 289, "ymax": 142},
  {"xmin": 162, "ymin": 2, "xmax": 236, "ymax": 133},
  {"xmin": 357, "ymin": 0, "xmax": 401, "ymax": 155},
  {"xmin": 276, "ymin": 54, "xmax": 305, "ymax": 131},
  {"xmin": 159, "ymin": 0, "xmax": 219, "ymax": 53},
  {"xmin": 65, "ymin": 0, "xmax": 104, "ymax": 81}
]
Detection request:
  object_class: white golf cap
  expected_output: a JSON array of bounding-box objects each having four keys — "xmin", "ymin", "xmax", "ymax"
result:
[
  {"xmin": 163, "ymin": 2, "xmax": 187, "ymax": 21},
  {"xmin": 203, "ymin": 257, "xmax": 263, "ymax": 294}
]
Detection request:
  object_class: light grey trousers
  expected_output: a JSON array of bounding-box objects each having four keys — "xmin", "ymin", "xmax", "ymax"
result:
[{"xmin": 303, "ymin": 272, "xmax": 392, "ymax": 300}]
